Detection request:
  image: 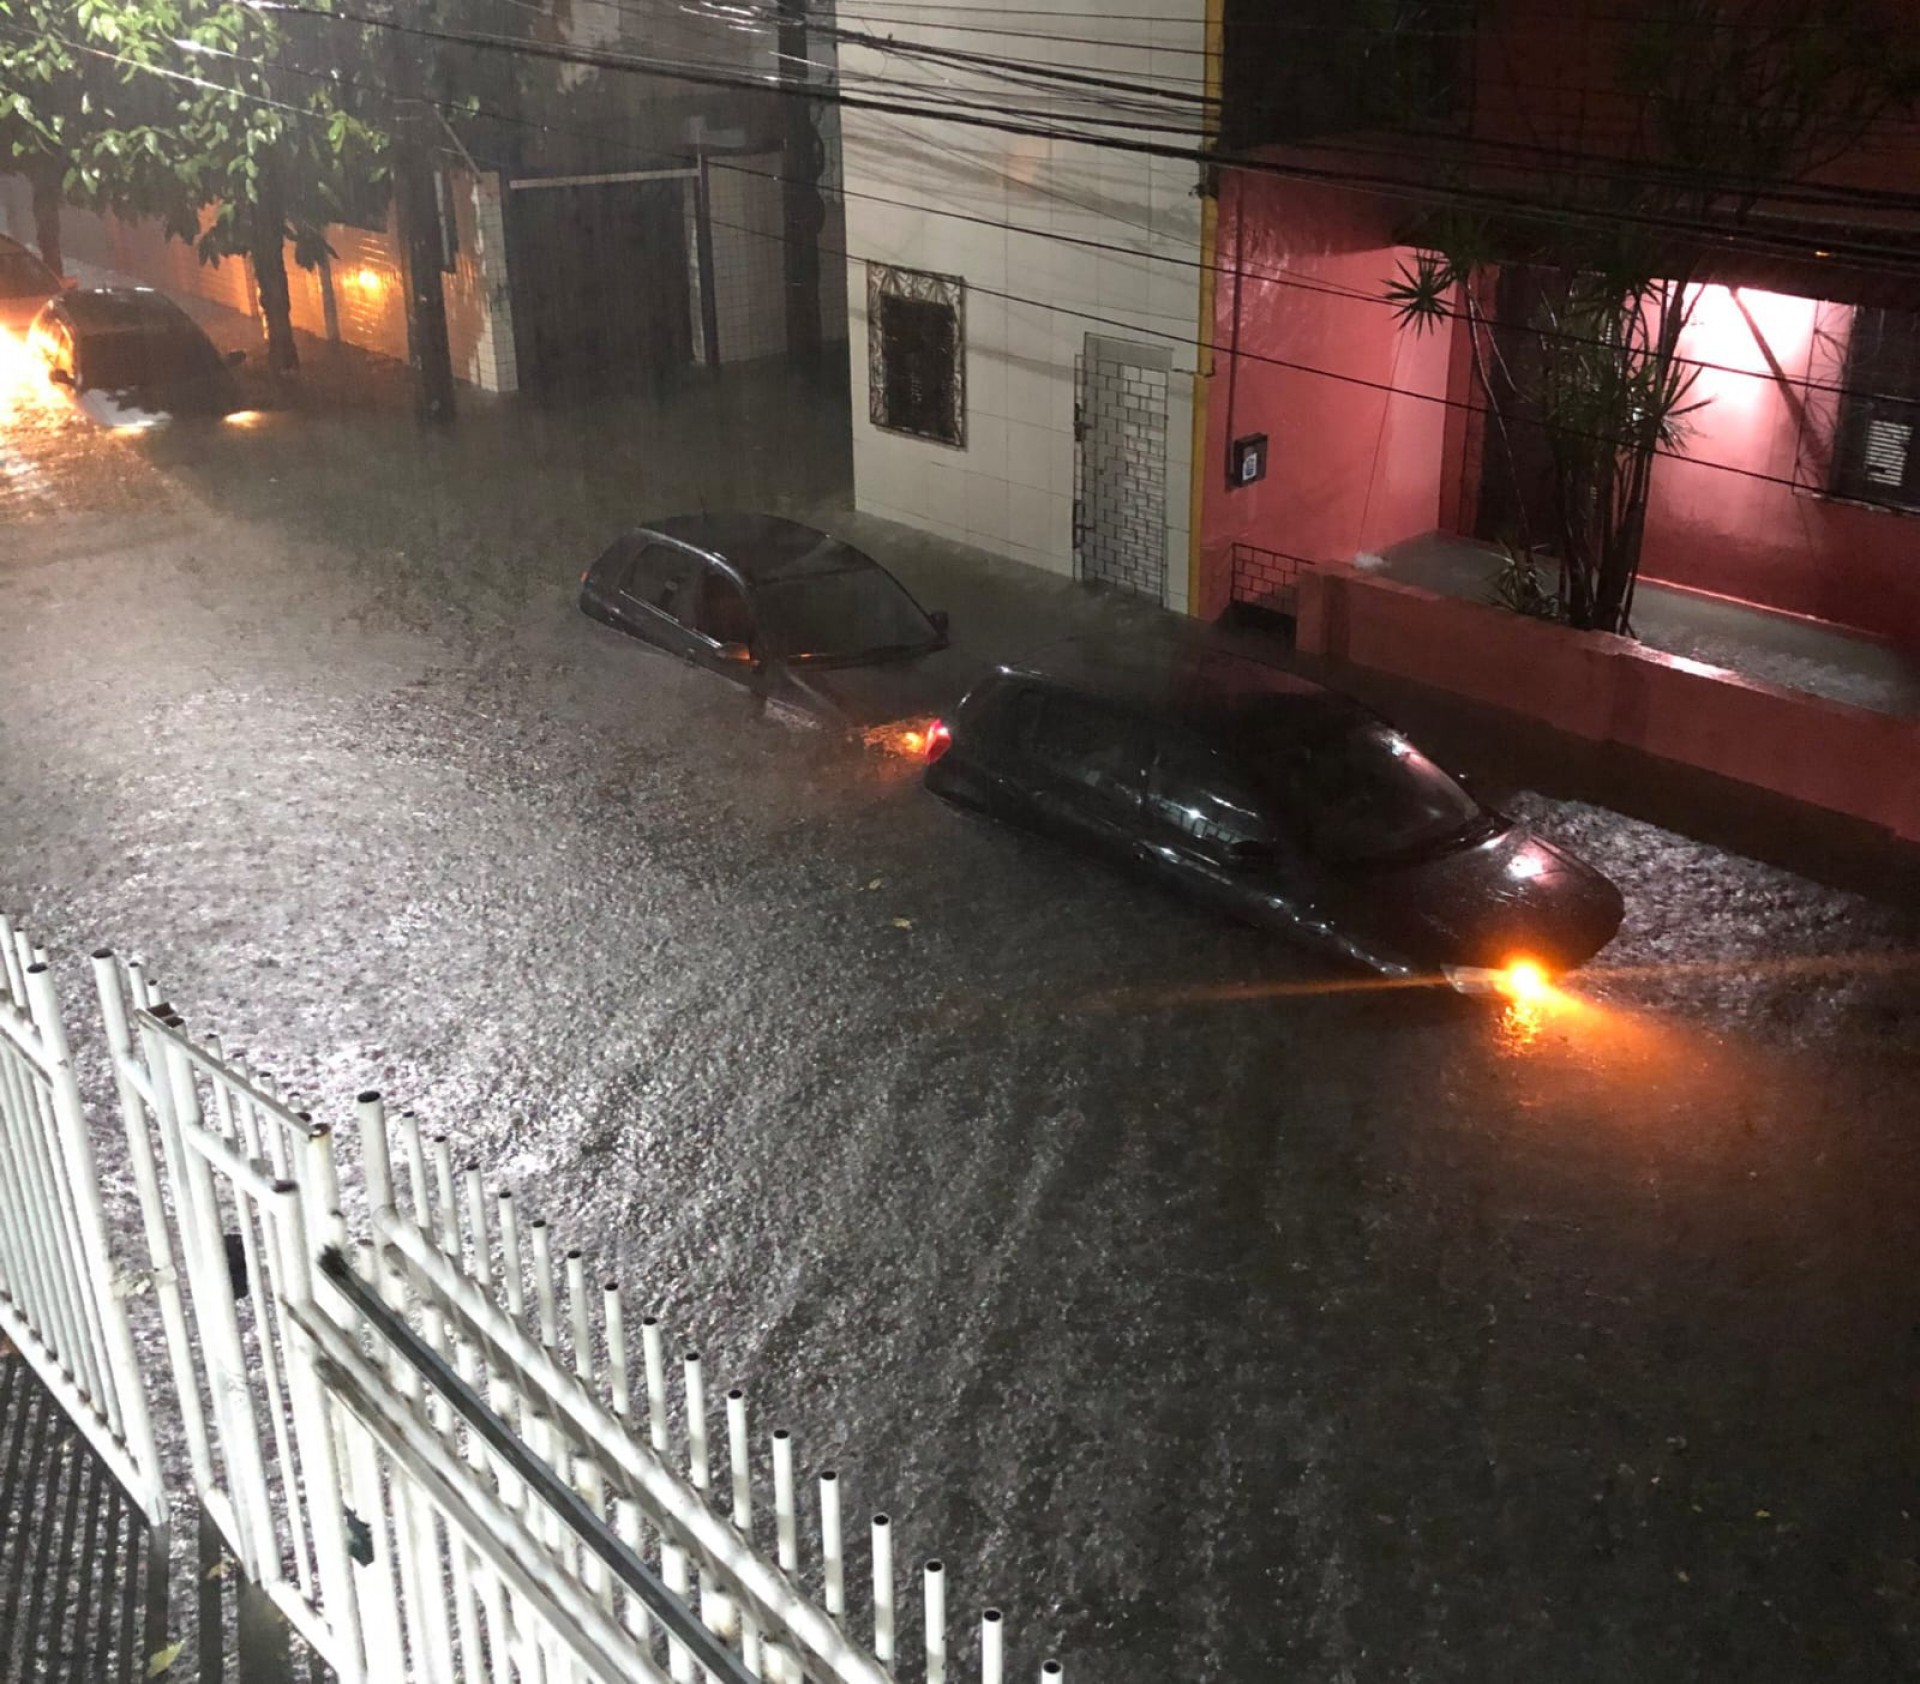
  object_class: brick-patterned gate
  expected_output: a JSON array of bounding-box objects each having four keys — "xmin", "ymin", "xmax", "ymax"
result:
[{"xmin": 1074, "ymin": 335, "xmax": 1170, "ymax": 603}]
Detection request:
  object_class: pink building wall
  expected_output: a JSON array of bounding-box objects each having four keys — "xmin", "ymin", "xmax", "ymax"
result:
[
  {"xmin": 1198, "ymin": 171, "xmax": 1451, "ymax": 619},
  {"xmin": 1639, "ymin": 285, "xmax": 1920, "ymax": 648}
]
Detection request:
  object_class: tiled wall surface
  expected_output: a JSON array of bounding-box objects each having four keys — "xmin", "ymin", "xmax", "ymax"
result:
[
  {"xmin": 1078, "ymin": 343, "xmax": 1170, "ymax": 599},
  {"xmin": 839, "ymin": 0, "xmax": 1206, "ymax": 613}
]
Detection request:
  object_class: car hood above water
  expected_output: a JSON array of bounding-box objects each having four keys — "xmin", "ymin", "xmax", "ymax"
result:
[
  {"xmin": 777, "ymin": 643, "xmax": 986, "ymax": 728},
  {"xmin": 1355, "ymin": 823, "xmax": 1627, "ymax": 972}
]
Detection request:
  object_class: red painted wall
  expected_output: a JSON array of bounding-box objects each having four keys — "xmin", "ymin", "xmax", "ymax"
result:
[
  {"xmin": 1198, "ymin": 171, "xmax": 1451, "ymax": 619},
  {"xmin": 1640, "ymin": 286, "xmax": 1920, "ymax": 647}
]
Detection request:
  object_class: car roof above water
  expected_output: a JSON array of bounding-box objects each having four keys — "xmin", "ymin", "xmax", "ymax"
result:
[
  {"xmin": 639, "ymin": 513, "xmax": 876, "ymax": 583},
  {"xmin": 991, "ymin": 634, "xmax": 1367, "ymax": 735}
]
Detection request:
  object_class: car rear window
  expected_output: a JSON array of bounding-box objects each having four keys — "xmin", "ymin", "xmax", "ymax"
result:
[
  {"xmin": 1018, "ymin": 689, "xmax": 1140, "ymax": 792},
  {"xmin": 755, "ymin": 567, "xmax": 934, "ymax": 661}
]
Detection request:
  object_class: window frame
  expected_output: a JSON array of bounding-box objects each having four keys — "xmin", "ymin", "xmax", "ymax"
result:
[
  {"xmin": 867, "ymin": 262, "xmax": 966, "ymax": 449},
  {"xmin": 1831, "ymin": 305, "xmax": 1920, "ymax": 514},
  {"xmin": 615, "ymin": 539, "xmax": 701, "ymax": 624}
]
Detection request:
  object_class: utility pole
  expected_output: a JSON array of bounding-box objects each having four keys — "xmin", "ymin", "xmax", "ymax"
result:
[
  {"xmin": 384, "ymin": 1, "xmax": 457, "ymax": 424},
  {"xmin": 776, "ymin": 0, "xmax": 824, "ymax": 365}
]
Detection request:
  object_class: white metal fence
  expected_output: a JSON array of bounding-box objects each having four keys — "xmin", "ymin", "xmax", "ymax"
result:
[
  {"xmin": 0, "ymin": 916, "xmax": 166, "ymax": 1529},
  {"xmin": 1, "ymin": 922, "xmax": 1063, "ymax": 1684}
]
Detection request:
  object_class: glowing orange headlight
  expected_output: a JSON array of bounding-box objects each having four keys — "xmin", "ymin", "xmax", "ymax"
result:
[{"xmin": 1499, "ymin": 958, "xmax": 1550, "ymax": 1003}]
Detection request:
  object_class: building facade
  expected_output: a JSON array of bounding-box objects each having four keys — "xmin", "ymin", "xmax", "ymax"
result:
[
  {"xmin": 839, "ymin": 0, "xmax": 1212, "ymax": 612},
  {"xmin": 1198, "ymin": 0, "xmax": 1920, "ymax": 649}
]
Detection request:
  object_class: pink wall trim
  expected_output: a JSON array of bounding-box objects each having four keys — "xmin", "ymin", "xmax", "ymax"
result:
[
  {"xmin": 1198, "ymin": 171, "xmax": 1451, "ymax": 620},
  {"xmin": 1296, "ymin": 565, "xmax": 1920, "ymax": 842}
]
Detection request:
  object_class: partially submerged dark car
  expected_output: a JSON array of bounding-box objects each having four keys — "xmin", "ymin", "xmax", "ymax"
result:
[
  {"xmin": 580, "ymin": 514, "xmax": 979, "ymax": 742},
  {"xmin": 29, "ymin": 286, "xmax": 246, "ymax": 429},
  {"xmin": 923, "ymin": 642, "xmax": 1625, "ymax": 983}
]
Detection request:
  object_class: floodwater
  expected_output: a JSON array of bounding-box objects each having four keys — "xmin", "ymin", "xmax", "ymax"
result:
[{"xmin": 3, "ymin": 333, "xmax": 1919, "ymax": 1682}]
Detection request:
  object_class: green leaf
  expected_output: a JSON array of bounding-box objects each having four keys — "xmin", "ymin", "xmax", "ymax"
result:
[{"xmin": 147, "ymin": 1640, "xmax": 185, "ymax": 1677}]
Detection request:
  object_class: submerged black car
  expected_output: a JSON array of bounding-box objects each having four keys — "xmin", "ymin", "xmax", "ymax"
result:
[
  {"xmin": 923, "ymin": 642, "xmax": 1625, "ymax": 981},
  {"xmin": 30, "ymin": 287, "xmax": 246, "ymax": 428},
  {"xmin": 580, "ymin": 513, "xmax": 978, "ymax": 738}
]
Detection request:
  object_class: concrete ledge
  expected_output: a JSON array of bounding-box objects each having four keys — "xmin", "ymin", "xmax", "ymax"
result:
[{"xmin": 1297, "ymin": 564, "xmax": 1920, "ymax": 842}]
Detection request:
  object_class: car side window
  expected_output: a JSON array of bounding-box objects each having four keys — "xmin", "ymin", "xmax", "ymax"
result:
[
  {"xmin": 693, "ymin": 567, "xmax": 754, "ymax": 646},
  {"xmin": 1020, "ymin": 690, "xmax": 1141, "ymax": 799},
  {"xmin": 1148, "ymin": 733, "xmax": 1277, "ymax": 851},
  {"xmin": 622, "ymin": 543, "xmax": 698, "ymax": 620}
]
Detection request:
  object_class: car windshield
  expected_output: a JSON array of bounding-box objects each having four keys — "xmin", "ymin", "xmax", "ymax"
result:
[
  {"xmin": 0, "ymin": 250, "xmax": 56, "ymax": 299},
  {"xmin": 80, "ymin": 326, "xmax": 223, "ymax": 391},
  {"xmin": 755, "ymin": 566, "xmax": 938, "ymax": 662},
  {"xmin": 1289, "ymin": 721, "xmax": 1485, "ymax": 864}
]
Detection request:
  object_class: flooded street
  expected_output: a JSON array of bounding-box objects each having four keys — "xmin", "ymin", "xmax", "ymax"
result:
[{"xmin": 3, "ymin": 348, "xmax": 1919, "ymax": 1682}]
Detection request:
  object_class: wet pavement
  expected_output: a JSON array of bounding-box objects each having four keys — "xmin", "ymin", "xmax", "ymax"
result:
[{"xmin": 2, "ymin": 335, "xmax": 1919, "ymax": 1683}]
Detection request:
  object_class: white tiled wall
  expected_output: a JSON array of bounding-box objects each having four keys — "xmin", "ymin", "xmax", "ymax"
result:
[{"xmin": 840, "ymin": 0, "xmax": 1207, "ymax": 613}]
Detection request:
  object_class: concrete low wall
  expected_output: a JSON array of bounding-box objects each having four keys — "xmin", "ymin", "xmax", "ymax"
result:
[{"xmin": 1296, "ymin": 565, "xmax": 1920, "ymax": 843}]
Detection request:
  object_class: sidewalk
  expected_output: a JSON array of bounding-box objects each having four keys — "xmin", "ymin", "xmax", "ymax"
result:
[
  {"xmin": 813, "ymin": 511, "xmax": 1920, "ymax": 906},
  {"xmin": 1369, "ymin": 530, "xmax": 1920, "ymax": 720}
]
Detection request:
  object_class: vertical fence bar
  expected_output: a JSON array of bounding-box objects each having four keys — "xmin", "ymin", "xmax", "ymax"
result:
[
  {"xmin": 498, "ymin": 1191, "xmax": 525, "ymax": 1319},
  {"xmin": 566, "ymin": 1252, "xmax": 592, "ymax": 1382},
  {"xmin": 924, "ymin": 1561, "xmax": 946, "ymax": 1684},
  {"xmin": 641, "ymin": 1317, "xmax": 668, "ymax": 1453},
  {"xmin": 771, "ymin": 1431, "xmax": 797, "ymax": 1574},
  {"xmin": 531, "ymin": 1221, "xmax": 558, "ymax": 1350},
  {"xmin": 461, "ymin": 1165, "xmax": 490, "ymax": 1283},
  {"xmin": 871, "ymin": 1515, "xmax": 894, "ymax": 1666},
  {"xmin": 604, "ymin": 1284, "xmax": 630, "ymax": 1421},
  {"xmin": 820, "ymin": 1471, "xmax": 844, "ymax": 1617},
  {"xmin": 981, "ymin": 1610, "xmax": 1003, "ymax": 1684},
  {"xmin": 727, "ymin": 1389, "xmax": 752, "ymax": 1532}
]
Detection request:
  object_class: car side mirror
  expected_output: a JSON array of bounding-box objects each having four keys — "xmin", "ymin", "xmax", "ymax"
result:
[
  {"xmin": 48, "ymin": 367, "xmax": 74, "ymax": 387},
  {"xmin": 929, "ymin": 609, "xmax": 950, "ymax": 638},
  {"xmin": 58, "ymin": 275, "xmax": 79, "ymax": 292},
  {"xmin": 225, "ymin": 349, "xmax": 247, "ymax": 369},
  {"xmin": 1225, "ymin": 838, "xmax": 1276, "ymax": 869},
  {"xmin": 718, "ymin": 641, "xmax": 753, "ymax": 664}
]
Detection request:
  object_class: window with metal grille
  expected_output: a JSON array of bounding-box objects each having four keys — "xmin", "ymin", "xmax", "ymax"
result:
[
  {"xmin": 1834, "ymin": 307, "xmax": 1920, "ymax": 512},
  {"xmin": 867, "ymin": 264, "xmax": 965, "ymax": 447}
]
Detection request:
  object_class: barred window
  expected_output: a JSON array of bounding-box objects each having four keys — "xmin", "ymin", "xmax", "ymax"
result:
[
  {"xmin": 1834, "ymin": 307, "xmax": 1920, "ymax": 512},
  {"xmin": 867, "ymin": 264, "xmax": 965, "ymax": 448}
]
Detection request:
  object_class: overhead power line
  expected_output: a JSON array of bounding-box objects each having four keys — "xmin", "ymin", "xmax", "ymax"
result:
[{"xmin": 251, "ymin": 1, "xmax": 1920, "ymax": 278}]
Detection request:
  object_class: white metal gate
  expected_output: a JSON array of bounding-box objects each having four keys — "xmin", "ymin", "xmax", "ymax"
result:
[
  {"xmin": 71, "ymin": 943, "xmax": 1056, "ymax": 1684},
  {"xmin": 1073, "ymin": 334, "xmax": 1172, "ymax": 603},
  {"xmin": 0, "ymin": 916, "xmax": 165, "ymax": 1529}
]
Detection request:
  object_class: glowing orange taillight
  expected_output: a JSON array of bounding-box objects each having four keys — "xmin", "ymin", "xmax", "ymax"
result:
[{"xmin": 924, "ymin": 720, "xmax": 953, "ymax": 763}]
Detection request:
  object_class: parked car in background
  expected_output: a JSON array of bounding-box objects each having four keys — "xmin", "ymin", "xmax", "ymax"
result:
[
  {"xmin": 580, "ymin": 513, "xmax": 979, "ymax": 746},
  {"xmin": 923, "ymin": 640, "xmax": 1625, "ymax": 984},
  {"xmin": 28, "ymin": 286, "xmax": 247, "ymax": 428}
]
